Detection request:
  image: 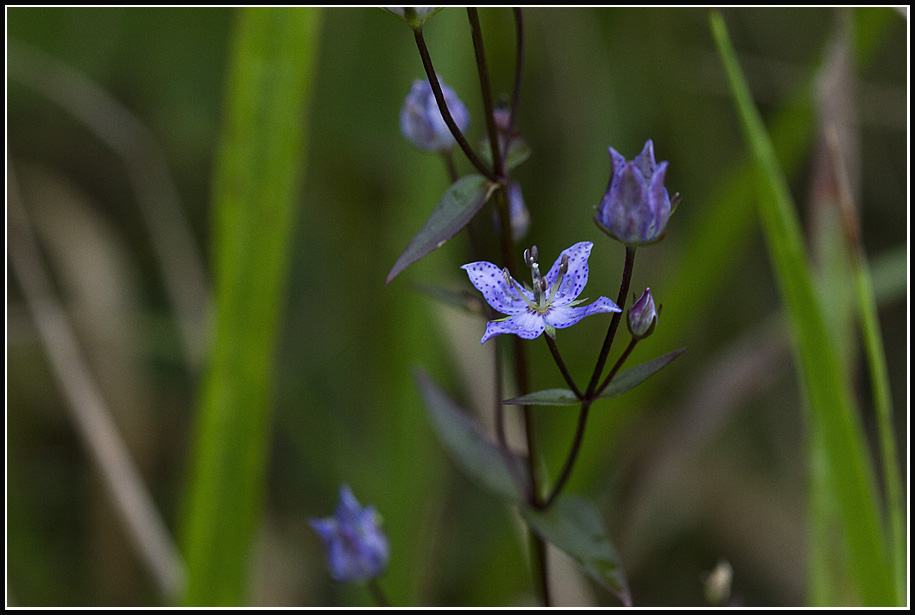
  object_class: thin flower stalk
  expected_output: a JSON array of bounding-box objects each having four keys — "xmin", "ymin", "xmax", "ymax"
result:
[{"xmin": 412, "ymin": 28, "xmax": 496, "ymax": 181}]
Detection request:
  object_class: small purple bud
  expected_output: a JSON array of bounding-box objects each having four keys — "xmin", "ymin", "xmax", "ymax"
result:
[
  {"xmin": 383, "ymin": 7, "xmax": 442, "ymax": 30},
  {"xmin": 400, "ymin": 77, "xmax": 469, "ymax": 153},
  {"xmin": 595, "ymin": 140, "xmax": 673, "ymax": 246},
  {"xmin": 480, "ymin": 104, "xmax": 529, "ymax": 171},
  {"xmin": 492, "ymin": 105, "xmax": 512, "ymax": 135},
  {"xmin": 628, "ymin": 288, "xmax": 657, "ymax": 340},
  {"xmin": 309, "ymin": 485, "xmax": 389, "ymax": 583},
  {"xmin": 492, "ymin": 182, "xmax": 531, "ymax": 242}
]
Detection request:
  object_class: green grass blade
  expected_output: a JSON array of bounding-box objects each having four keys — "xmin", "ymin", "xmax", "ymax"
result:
[
  {"xmin": 851, "ymin": 234, "xmax": 905, "ymax": 604},
  {"xmin": 181, "ymin": 8, "xmax": 322, "ymax": 605},
  {"xmin": 710, "ymin": 10, "xmax": 894, "ymax": 606}
]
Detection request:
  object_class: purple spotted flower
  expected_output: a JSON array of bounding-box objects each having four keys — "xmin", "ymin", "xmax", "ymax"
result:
[
  {"xmin": 400, "ymin": 77, "xmax": 469, "ymax": 153},
  {"xmin": 596, "ymin": 139, "xmax": 673, "ymax": 246},
  {"xmin": 310, "ymin": 485, "xmax": 389, "ymax": 583},
  {"xmin": 461, "ymin": 241, "xmax": 620, "ymax": 343}
]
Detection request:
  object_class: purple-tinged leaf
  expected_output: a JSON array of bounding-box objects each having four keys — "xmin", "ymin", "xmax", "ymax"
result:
[
  {"xmin": 415, "ymin": 369, "xmax": 525, "ymax": 502},
  {"xmin": 386, "ymin": 174, "xmax": 495, "ymax": 285},
  {"xmin": 521, "ymin": 496, "xmax": 631, "ymax": 606}
]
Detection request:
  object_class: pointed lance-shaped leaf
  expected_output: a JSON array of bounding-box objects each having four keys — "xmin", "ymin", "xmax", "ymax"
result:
[
  {"xmin": 387, "ymin": 174, "xmax": 495, "ymax": 284},
  {"xmin": 596, "ymin": 348, "xmax": 684, "ymax": 399},
  {"xmin": 414, "ymin": 369, "xmax": 525, "ymax": 502},
  {"xmin": 521, "ymin": 496, "xmax": 632, "ymax": 606},
  {"xmin": 502, "ymin": 349, "xmax": 684, "ymax": 406}
]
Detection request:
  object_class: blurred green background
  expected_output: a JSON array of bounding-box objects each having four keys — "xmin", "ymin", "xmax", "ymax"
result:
[{"xmin": 6, "ymin": 7, "xmax": 907, "ymax": 607}]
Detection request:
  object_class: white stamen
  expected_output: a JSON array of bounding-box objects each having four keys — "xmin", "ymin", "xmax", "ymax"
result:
[{"xmin": 504, "ymin": 267, "xmax": 538, "ymax": 311}]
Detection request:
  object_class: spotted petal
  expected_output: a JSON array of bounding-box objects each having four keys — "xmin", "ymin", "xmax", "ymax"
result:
[
  {"xmin": 543, "ymin": 241, "xmax": 594, "ymax": 306},
  {"xmin": 544, "ymin": 296, "xmax": 620, "ymax": 330},
  {"xmin": 481, "ymin": 311, "xmax": 545, "ymax": 343},
  {"xmin": 462, "ymin": 261, "xmax": 533, "ymax": 316}
]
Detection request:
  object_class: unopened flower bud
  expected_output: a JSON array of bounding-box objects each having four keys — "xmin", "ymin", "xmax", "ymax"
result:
[
  {"xmin": 493, "ymin": 105, "xmax": 512, "ymax": 135},
  {"xmin": 383, "ymin": 7, "xmax": 442, "ymax": 30},
  {"xmin": 400, "ymin": 77, "xmax": 469, "ymax": 153},
  {"xmin": 628, "ymin": 288, "xmax": 657, "ymax": 340},
  {"xmin": 595, "ymin": 139, "xmax": 673, "ymax": 246}
]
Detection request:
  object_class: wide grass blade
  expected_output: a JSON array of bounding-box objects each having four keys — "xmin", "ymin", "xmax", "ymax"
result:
[
  {"xmin": 710, "ymin": 10, "xmax": 894, "ymax": 606},
  {"xmin": 181, "ymin": 8, "xmax": 322, "ymax": 605}
]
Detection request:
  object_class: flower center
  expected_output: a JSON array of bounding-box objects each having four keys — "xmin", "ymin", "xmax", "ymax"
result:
[{"xmin": 500, "ymin": 246, "xmax": 571, "ymax": 316}]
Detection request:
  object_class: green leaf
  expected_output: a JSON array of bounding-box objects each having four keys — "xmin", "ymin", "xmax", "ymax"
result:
[
  {"xmin": 181, "ymin": 7, "xmax": 321, "ymax": 606},
  {"xmin": 596, "ymin": 348, "xmax": 685, "ymax": 400},
  {"xmin": 414, "ymin": 369, "xmax": 525, "ymax": 502},
  {"xmin": 521, "ymin": 496, "xmax": 631, "ymax": 606},
  {"xmin": 504, "ymin": 138, "xmax": 531, "ymax": 172},
  {"xmin": 711, "ymin": 11, "xmax": 895, "ymax": 606},
  {"xmin": 502, "ymin": 349, "xmax": 684, "ymax": 406},
  {"xmin": 480, "ymin": 136, "xmax": 531, "ymax": 173},
  {"xmin": 386, "ymin": 174, "xmax": 495, "ymax": 284},
  {"xmin": 502, "ymin": 388, "xmax": 579, "ymax": 406}
]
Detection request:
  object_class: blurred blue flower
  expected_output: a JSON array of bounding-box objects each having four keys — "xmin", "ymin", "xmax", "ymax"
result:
[
  {"xmin": 628, "ymin": 287, "xmax": 658, "ymax": 340},
  {"xmin": 596, "ymin": 139, "xmax": 672, "ymax": 246},
  {"xmin": 462, "ymin": 241, "xmax": 620, "ymax": 343},
  {"xmin": 400, "ymin": 77, "xmax": 470, "ymax": 152},
  {"xmin": 309, "ymin": 485, "xmax": 389, "ymax": 583}
]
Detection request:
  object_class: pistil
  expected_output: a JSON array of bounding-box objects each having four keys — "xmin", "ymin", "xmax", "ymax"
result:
[{"xmin": 546, "ymin": 255, "xmax": 570, "ymax": 305}]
